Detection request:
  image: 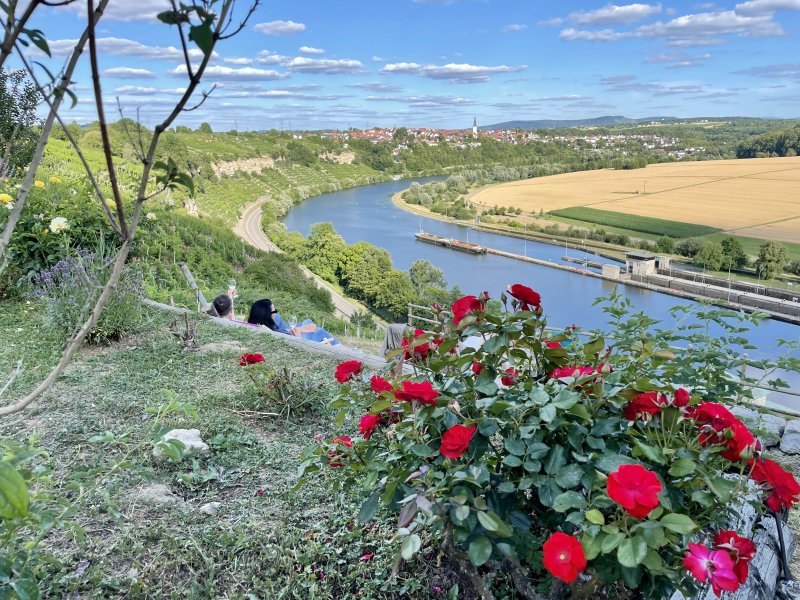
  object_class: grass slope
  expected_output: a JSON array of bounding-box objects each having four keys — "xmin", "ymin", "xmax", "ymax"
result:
[{"xmin": 0, "ymin": 305, "xmax": 435, "ymax": 599}]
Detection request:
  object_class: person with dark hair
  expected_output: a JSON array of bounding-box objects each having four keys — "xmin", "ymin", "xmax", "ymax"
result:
[
  {"xmin": 209, "ymin": 293, "xmax": 234, "ymax": 320},
  {"xmin": 248, "ymin": 299, "xmax": 340, "ymax": 345}
]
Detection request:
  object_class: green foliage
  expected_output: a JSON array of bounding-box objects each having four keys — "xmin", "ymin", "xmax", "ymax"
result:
[
  {"xmin": 654, "ymin": 236, "xmax": 674, "ymax": 254},
  {"xmin": 29, "ymin": 247, "xmax": 143, "ymax": 344},
  {"xmin": 242, "ymin": 253, "xmax": 333, "ymax": 315},
  {"xmin": 0, "ymin": 69, "xmax": 40, "ymax": 177},
  {"xmin": 674, "ymin": 238, "xmax": 703, "ymax": 258},
  {"xmin": 302, "ymin": 222, "xmax": 346, "ymax": 283},
  {"xmin": 372, "ymin": 270, "xmax": 417, "ymax": 319},
  {"xmin": 755, "ymin": 240, "xmax": 789, "ymax": 280},
  {"xmin": 549, "ymin": 207, "xmax": 721, "ymax": 239},
  {"xmin": 239, "ymin": 363, "xmax": 327, "ymax": 420},
  {"xmin": 736, "ymin": 125, "xmax": 800, "ymax": 158},
  {"xmin": 692, "ymin": 240, "xmax": 725, "ymax": 270},
  {"xmin": 721, "ymin": 236, "xmax": 749, "ymax": 269},
  {"xmin": 300, "ymin": 290, "xmax": 800, "ymax": 599}
]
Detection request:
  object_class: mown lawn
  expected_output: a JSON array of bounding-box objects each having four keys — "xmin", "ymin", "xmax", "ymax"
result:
[{"xmin": 0, "ymin": 304, "xmax": 444, "ymax": 599}]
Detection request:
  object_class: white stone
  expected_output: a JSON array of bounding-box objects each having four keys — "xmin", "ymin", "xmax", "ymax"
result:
[
  {"xmin": 153, "ymin": 428, "xmax": 209, "ymax": 461},
  {"xmin": 759, "ymin": 414, "xmax": 786, "ymax": 448},
  {"xmin": 199, "ymin": 502, "xmax": 222, "ymax": 515},
  {"xmin": 779, "ymin": 419, "xmax": 800, "ymax": 455},
  {"xmin": 731, "ymin": 406, "xmax": 758, "ymax": 425},
  {"xmin": 137, "ymin": 483, "xmax": 177, "ymax": 505}
]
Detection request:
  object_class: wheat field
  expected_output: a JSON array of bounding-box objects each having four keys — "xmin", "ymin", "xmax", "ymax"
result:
[{"xmin": 469, "ymin": 157, "xmax": 800, "ymax": 243}]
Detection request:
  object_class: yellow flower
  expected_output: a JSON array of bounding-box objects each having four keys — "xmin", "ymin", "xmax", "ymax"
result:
[
  {"xmin": 105, "ymin": 200, "xmax": 117, "ymax": 211},
  {"xmin": 49, "ymin": 176, "xmax": 61, "ymax": 184},
  {"xmin": 34, "ymin": 180, "xmax": 44, "ymax": 189},
  {"xmin": 49, "ymin": 216, "xmax": 69, "ymax": 233},
  {"xmin": 146, "ymin": 212, "xmax": 157, "ymax": 221},
  {"xmin": 42, "ymin": 229, "xmax": 48, "ymax": 236},
  {"xmin": 0, "ymin": 193, "xmax": 12, "ymax": 204}
]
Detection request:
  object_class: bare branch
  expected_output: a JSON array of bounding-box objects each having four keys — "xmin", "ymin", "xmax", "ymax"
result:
[
  {"xmin": 0, "ymin": 0, "xmax": 112, "ymax": 262},
  {"xmin": 0, "ymin": 360, "xmax": 22, "ymax": 398},
  {"xmin": 87, "ymin": 0, "xmax": 127, "ymax": 235},
  {"xmin": 170, "ymin": 0, "xmax": 194, "ymax": 79},
  {"xmin": 219, "ymin": 0, "xmax": 260, "ymax": 40},
  {"xmin": 13, "ymin": 42, "xmax": 120, "ymax": 234},
  {"xmin": 115, "ymin": 98, "xmax": 145, "ymax": 162},
  {"xmin": 183, "ymin": 84, "xmax": 216, "ymax": 112}
]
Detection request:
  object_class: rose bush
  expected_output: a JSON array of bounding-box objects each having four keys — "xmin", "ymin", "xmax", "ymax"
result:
[{"xmin": 298, "ymin": 288, "xmax": 800, "ymax": 599}]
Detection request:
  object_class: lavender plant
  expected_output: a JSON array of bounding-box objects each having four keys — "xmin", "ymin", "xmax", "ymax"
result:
[{"xmin": 29, "ymin": 248, "xmax": 143, "ymax": 344}]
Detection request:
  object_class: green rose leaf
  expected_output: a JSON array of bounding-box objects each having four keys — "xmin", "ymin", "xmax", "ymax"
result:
[
  {"xmin": 660, "ymin": 513, "xmax": 697, "ymax": 534},
  {"xmin": 617, "ymin": 536, "xmax": 647, "ymax": 568},
  {"xmin": 477, "ymin": 510, "xmax": 513, "ymax": 537},
  {"xmin": 585, "ymin": 509, "xmax": 605, "ymax": 525},
  {"xmin": 552, "ymin": 491, "xmax": 587, "ymax": 513},
  {"xmin": 358, "ymin": 492, "xmax": 380, "ymax": 523},
  {"xmin": 454, "ymin": 505, "xmax": 470, "ymax": 522},
  {"xmin": 555, "ymin": 464, "xmax": 583, "ymax": 489},
  {"xmin": 601, "ymin": 532, "xmax": 625, "ymax": 553},
  {"xmin": 668, "ymin": 458, "xmax": 696, "ymax": 477},
  {"xmin": 400, "ymin": 534, "xmax": 422, "ymax": 560},
  {"xmin": 0, "ymin": 460, "xmax": 28, "ymax": 520},
  {"xmin": 468, "ymin": 535, "xmax": 493, "ymax": 566}
]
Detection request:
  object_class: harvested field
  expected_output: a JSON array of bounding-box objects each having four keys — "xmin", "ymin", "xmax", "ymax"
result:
[{"xmin": 470, "ymin": 157, "xmax": 800, "ymax": 243}]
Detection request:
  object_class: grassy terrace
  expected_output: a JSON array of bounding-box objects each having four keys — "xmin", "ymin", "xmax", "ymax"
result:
[{"xmin": 0, "ymin": 304, "xmax": 434, "ymax": 599}]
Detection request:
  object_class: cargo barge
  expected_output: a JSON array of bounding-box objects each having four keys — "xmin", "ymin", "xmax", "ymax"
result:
[{"xmin": 414, "ymin": 232, "xmax": 487, "ymax": 254}]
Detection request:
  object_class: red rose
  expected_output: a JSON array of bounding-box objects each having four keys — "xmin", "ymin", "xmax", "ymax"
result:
[
  {"xmin": 327, "ymin": 436, "xmax": 353, "ymax": 468},
  {"xmin": 623, "ymin": 392, "xmax": 667, "ymax": 421},
  {"xmin": 673, "ymin": 387, "xmax": 691, "ymax": 407},
  {"xmin": 691, "ymin": 402, "xmax": 737, "ymax": 431},
  {"xmin": 239, "ymin": 353, "xmax": 265, "ymax": 366},
  {"xmin": 542, "ymin": 532, "xmax": 586, "ymax": 584},
  {"xmin": 507, "ymin": 283, "xmax": 542, "ymax": 310},
  {"xmin": 544, "ymin": 340, "xmax": 562, "ymax": 349},
  {"xmin": 720, "ymin": 420, "xmax": 756, "ymax": 462},
  {"xmin": 451, "ymin": 295, "xmax": 485, "ymax": 325},
  {"xmin": 548, "ymin": 365, "xmax": 595, "ymax": 380},
  {"xmin": 607, "ymin": 464, "xmax": 662, "ymax": 519},
  {"xmin": 439, "ymin": 424, "xmax": 477, "ymax": 459},
  {"xmin": 370, "ymin": 375, "xmax": 393, "ymax": 394},
  {"xmin": 394, "ymin": 380, "xmax": 439, "ymax": 406},
  {"xmin": 335, "ymin": 360, "xmax": 363, "ymax": 383},
  {"xmin": 402, "ymin": 329, "xmax": 431, "ymax": 360},
  {"xmin": 750, "ymin": 457, "xmax": 800, "ymax": 511},
  {"xmin": 358, "ymin": 414, "xmax": 381, "ymax": 439},
  {"xmin": 500, "ymin": 367, "xmax": 518, "ymax": 386},
  {"xmin": 713, "ymin": 530, "xmax": 755, "ymax": 584},
  {"xmin": 471, "ymin": 360, "xmax": 484, "ymax": 375}
]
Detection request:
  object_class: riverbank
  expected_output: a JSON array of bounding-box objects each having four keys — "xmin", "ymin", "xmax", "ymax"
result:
[{"xmin": 392, "ymin": 192, "xmax": 800, "ymax": 326}]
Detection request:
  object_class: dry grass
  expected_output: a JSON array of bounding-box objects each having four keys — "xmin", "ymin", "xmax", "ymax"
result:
[{"xmin": 470, "ymin": 157, "xmax": 800, "ymax": 243}]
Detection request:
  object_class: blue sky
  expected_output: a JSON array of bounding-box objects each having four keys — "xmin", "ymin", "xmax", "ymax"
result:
[{"xmin": 19, "ymin": 0, "xmax": 800, "ymax": 130}]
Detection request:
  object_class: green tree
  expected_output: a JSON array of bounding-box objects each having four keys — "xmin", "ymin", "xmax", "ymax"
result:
[
  {"xmin": 720, "ymin": 237, "xmax": 748, "ymax": 269},
  {"xmin": 409, "ymin": 259, "xmax": 446, "ymax": 292},
  {"xmin": 693, "ymin": 241, "xmax": 725, "ymax": 270},
  {"xmin": 654, "ymin": 236, "xmax": 675, "ymax": 254},
  {"xmin": 198, "ymin": 122, "xmax": 213, "ymax": 134},
  {"xmin": 373, "ymin": 269, "xmax": 417, "ymax": 319},
  {"xmin": 338, "ymin": 241, "xmax": 392, "ymax": 301},
  {"xmin": 302, "ymin": 222, "xmax": 346, "ymax": 283},
  {"xmin": 0, "ymin": 69, "xmax": 40, "ymax": 176},
  {"xmin": 755, "ymin": 241, "xmax": 788, "ymax": 280},
  {"xmin": 284, "ymin": 140, "xmax": 317, "ymax": 166}
]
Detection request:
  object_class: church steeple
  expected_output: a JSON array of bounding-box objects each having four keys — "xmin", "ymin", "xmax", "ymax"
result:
[{"xmin": 472, "ymin": 116, "xmax": 478, "ymax": 138}]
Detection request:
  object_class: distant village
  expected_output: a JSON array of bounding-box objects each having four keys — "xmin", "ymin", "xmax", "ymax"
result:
[{"xmin": 312, "ymin": 120, "xmax": 707, "ymax": 160}]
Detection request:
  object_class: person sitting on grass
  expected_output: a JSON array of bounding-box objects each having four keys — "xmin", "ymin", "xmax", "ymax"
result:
[
  {"xmin": 209, "ymin": 293, "xmax": 235, "ymax": 320},
  {"xmin": 247, "ymin": 299, "xmax": 340, "ymax": 345}
]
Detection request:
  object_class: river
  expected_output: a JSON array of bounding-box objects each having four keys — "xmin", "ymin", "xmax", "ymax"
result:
[{"xmin": 282, "ymin": 177, "xmax": 800, "ymax": 410}]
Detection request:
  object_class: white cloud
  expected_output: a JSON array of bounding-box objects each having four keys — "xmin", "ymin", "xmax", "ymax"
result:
[
  {"xmin": 645, "ymin": 51, "xmax": 712, "ymax": 67},
  {"xmin": 734, "ymin": 63, "xmax": 800, "ymax": 78},
  {"xmin": 503, "ymin": 24, "xmax": 528, "ymax": 32},
  {"xmin": 47, "ymin": 37, "xmax": 211, "ymax": 61},
  {"xmin": 380, "ymin": 62, "xmax": 527, "ymax": 83},
  {"xmin": 114, "ymin": 86, "xmax": 186, "ymax": 95},
  {"xmin": 170, "ymin": 64, "xmax": 288, "ymax": 81},
  {"xmin": 62, "ymin": 0, "xmax": 172, "ymax": 22},
  {"xmin": 224, "ymin": 57, "xmax": 254, "ymax": 65},
  {"xmin": 348, "ymin": 82, "xmax": 404, "ymax": 93},
  {"xmin": 103, "ymin": 67, "xmax": 156, "ymax": 79},
  {"xmin": 255, "ymin": 51, "xmax": 292, "ymax": 65},
  {"xmin": 735, "ymin": 0, "xmax": 800, "ymax": 15},
  {"xmin": 365, "ymin": 94, "xmax": 474, "ymax": 107},
  {"xmin": 283, "ymin": 57, "xmax": 363, "ymax": 74},
  {"xmin": 544, "ymin": 3, "xmax": 662, "ymax": 27},
  {"xmin": 254, "ymin": 20, "xmax": 306, "ymax": 35},
  {"xmin": 299, "ymin": 46, "xmax": 325, "ymax": 55},
  {"xmin": 560, "ymin": 9, "xmax": 785, "ymax": 44}
]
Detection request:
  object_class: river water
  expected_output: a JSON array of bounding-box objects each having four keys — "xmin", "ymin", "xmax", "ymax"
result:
[{"xmin": 282, "ymin": 177, "xmax": 800, "ymax": 410}]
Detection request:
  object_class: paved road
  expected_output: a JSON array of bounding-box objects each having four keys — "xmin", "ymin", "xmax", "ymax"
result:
[{"xmin": 234, "ymin": 199, "xmax": 362, "ymax": 320}]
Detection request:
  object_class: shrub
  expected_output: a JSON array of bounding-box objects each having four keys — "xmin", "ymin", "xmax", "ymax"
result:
[
  {"xmin": 29, "ymin": 248, "xmax": 143, "ymax": 344},
  {"xmin": 299, "ymin": 288, "xmax": 800, "ymax": 599},
  {"xmin": 238, "ymin": 353, "xmax": 326, "ymax": 420}
]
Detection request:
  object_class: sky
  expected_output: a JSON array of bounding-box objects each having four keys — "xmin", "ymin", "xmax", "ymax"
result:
[{"xmin": 16, "ymin": 0, "xmax": 800, "ymax": 130}]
